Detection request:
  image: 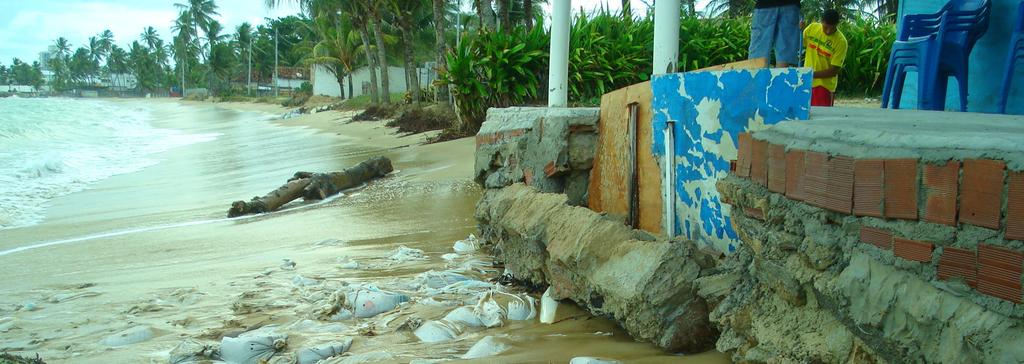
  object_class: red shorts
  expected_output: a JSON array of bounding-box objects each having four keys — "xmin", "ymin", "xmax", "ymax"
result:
[{"xmin": 811, "ymin": 86, "xmax": 834, "ymax": 106}]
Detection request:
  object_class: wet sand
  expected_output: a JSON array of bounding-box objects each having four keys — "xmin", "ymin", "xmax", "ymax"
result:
[{"xmin": 0, "ymin": 100, "xmax": 728, "ymax": 363}]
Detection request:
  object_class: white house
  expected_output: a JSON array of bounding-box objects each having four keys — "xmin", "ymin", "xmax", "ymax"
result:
[{"xmin": 311, "ymin": 64, "xmax": 432, "ymax": 98}]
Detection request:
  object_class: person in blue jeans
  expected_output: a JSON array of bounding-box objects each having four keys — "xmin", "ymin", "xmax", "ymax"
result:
[{"xmin": 749, "ymin": 0, "xmax": 801, "ymax": 67}]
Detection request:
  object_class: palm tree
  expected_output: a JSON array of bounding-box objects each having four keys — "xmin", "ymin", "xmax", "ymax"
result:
[
  {"xmin": 54, "ymin": 37, "xmax": 72, "ymax": 59},
  {"xmin": 141, "ymin": 27, "xmax": 161, "ymax": 50},
  {"xmin": 432, "ymin": 0, "xmax": 450, "ymax": 104},
  {"xmin": 107, "ymin": 45, "xmax": 129, "ymax": 90},
  {"xmin": 705, "ymin": 0, "xmax": 754, "ymax": 17},
  {"xmin": 175, "ymin": 0, "xmax": 220, "ymax": 61}
]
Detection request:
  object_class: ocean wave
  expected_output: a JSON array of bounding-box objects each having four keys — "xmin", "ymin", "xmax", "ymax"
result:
[{"xmin": 0, "ymin": 97, "xmax": 218, "ymax": 229}]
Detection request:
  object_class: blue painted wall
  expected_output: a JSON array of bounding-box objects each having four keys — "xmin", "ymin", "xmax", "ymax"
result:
[
  {"xmin": 650, "ymin": 68, "xmax": 813, "ymax": 253},
  {"xmin": 897, "ymin": 0, "xmax": 1024, "ymax": 114}
]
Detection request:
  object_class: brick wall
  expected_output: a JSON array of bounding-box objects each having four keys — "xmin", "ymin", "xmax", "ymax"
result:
[{"xmin": 733, "ymin": 132, "xmax": 1024, "ymax": 304}]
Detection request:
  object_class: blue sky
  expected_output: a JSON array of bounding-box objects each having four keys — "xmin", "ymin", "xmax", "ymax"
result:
[
  {"xmin": 0, "ymin": 0, "xmax": 668, "ymax": 65},
  {"xmin": 0, "ymin": 0, "xmax": 302, "ymax": 64}
]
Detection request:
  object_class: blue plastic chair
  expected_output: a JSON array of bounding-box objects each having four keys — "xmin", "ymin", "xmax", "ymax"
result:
[
  {"xmin": 998, "ymin": 1, "xmax": 1024, "ymax": 114},
  {"xmin": 882, "ymin": 0, "xmax": 992, "ymax": 111}
]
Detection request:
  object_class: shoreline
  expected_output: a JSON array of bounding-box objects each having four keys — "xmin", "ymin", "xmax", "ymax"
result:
[{"xmin": 0, "ymin": 99, "xmax": 722, "ymax": 363}]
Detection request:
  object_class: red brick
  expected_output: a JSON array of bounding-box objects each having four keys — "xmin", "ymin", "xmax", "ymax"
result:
[
  {"xmin": 785, "ymin": 150, "xmax": 806, "ymax": 201},
  {"xmin": 854, "ymin": 159, "xmax": 885, "ymax": 217},
  {"xmin": 736, "ymin": 133, "xmax": 752, "ymax": 178},
  {"xmin": 823, "ymin": 156, "xmax": 855, "ymax": 214},
  {"xmin": 1007, "ymin": 171, "xmax": 1024, "ymax": 241},
  {"xmin": 923, "ymin": 161, "xmax": 960, "ymax": 226},
  {"xmin": 750, "ymin": 139, "xmax": 769, "ymax": 187},
  {"xmin": 745, "ymin": 207, "xmax": 765, "ymax": 220},
  {"xmin": 977, "ymin": 244, "xmax": 1023, "ymax": 303},
  {"xmin": 894, "ymin": 238, "xmax": 934, "ymax": 262},
  {"xmin": 804, "ymin": 151, "xmax": 829, "ymax": 209},
  {"xmin": 960, "ymin": 159, "xmax": 1006, "ymax": 229},
  {"xmin": 884, "ymin": 159, "xmax": 919, "ymax": 220},
  {"xmin": 937, "ymin": 247, "xmax": 977, "ymax": 287},
  {"xmin": 860, "ymin": 226, "xmax": 893, "ymax": 250},
  {"xmin": 767, "ymin": 144, "xmax": 787, "ymax": 194}
]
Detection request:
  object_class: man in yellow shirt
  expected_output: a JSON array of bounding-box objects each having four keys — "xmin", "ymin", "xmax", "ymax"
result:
[{"xmin": 803, "ymin": 9, "xmax": 848, "ymax": 106}]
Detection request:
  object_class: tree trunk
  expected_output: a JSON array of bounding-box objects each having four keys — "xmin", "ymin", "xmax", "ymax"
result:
[
  {"xmin": 432, "ymin": 0, "xmax": 450, "ymax": 105},
  {"xmin": 228, "ymin": 178, "xmax": 311, "ymax": 217},
  {"xmin": 476, "ymin": 0, "xmax": 497, "ymax": 31},
  {"xmin": 398, "ymin": 11, "xmax": 421, "ymax": 105},
  {"xmin": 496, "ymin": 0, "xmax": 510, "ymax": 33},
  {"xmin": 370, "ymin": 5, "xmax": 391, "ymax": 104},
  {"xmin": 335, "ymin": 68, "xmax": 346, "ymax": 99},
  {"xmin": 227, "ymin": 156, "xmax": 393, "ymax": 217},
  {"xmin": 357, "ymin": 19, "xmax": 380, "ymax": 103},
  {"xmin": 348, "ymin": 72, "xmax": 354, "ymax": 99},
  {"xmin": 524, "ymin": 0, "xmax": 534, "ymax": 29}
]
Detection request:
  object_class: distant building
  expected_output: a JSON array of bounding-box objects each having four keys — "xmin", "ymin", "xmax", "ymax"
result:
[
  {"xmin": 275, "ymin": 66, "xmax": 309, "ymax": 90},
  {"xmin": 38, "ymin": 45, "xmax": 56, "ymax": 72},
  {"xmin": 311, "ymin": 64, "xmax": 433, "ymax": 99}
]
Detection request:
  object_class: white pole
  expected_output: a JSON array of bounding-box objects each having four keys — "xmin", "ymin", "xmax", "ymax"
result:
[
  {"xmin": 548, "ymin": 0, "xmax": 570, "ymax": 107},
  {"xmin": 247, "ymin": 37, "xmax": 252, "ymax": 96},
  {"xmin": 653, "ymin": 0, "xmax": 681, "ymax": 75},
  {"xmin": 274, "ymin": 28, "xmax": 279, "ymax": 97},
  {"xmin": 664, "ymin": 120, "xmax": 675, "ymax": 238}
]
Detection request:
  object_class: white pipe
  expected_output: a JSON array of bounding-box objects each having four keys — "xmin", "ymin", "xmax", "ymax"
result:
[
  {"xmin": 664, "ymin": 120, "xmax": 675, "ymax": 238},
  {"xmin": 548, "ymin": 0, "xmax": 570, "ymax": 107},
  {"xmin": 653, "ymin": 0, "xmax": 681, "ymax": 75}
]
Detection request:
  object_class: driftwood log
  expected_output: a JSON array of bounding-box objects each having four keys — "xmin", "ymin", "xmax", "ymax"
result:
[{"xmin": 227, "ymin": 156, "xmax": 393, "ymax": 217}]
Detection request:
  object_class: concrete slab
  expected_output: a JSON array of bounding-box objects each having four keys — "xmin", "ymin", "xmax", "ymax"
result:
[{"xmin": 756, "ymin": 107, "xmax": 1024, "ymax": 170}]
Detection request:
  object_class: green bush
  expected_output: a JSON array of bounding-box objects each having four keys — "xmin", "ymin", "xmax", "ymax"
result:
[
  {"xmin": 441, "ymin": 11, "xmax": 894, "ymax": 133},
  {"xmin": 298, "ymin": 81, "xmax": 313, "ymax": 95}
]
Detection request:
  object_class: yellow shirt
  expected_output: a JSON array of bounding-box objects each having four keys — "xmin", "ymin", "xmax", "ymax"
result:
[{"xmin": 803, "ymin": 22, "xmax": 848, "ymax": 92}]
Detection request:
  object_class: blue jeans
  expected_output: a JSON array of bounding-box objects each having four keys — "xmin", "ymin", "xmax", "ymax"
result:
[{"xmin": 749, "ymin": 5, "xmax": 801, "ymax": 65}]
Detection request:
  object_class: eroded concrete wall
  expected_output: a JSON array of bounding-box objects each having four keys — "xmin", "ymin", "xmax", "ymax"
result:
[
  {"xmin": 476, "ymin": 184, "xmax": 720, "ymax": 353},
  {"xmin": 474, "ymin": 107, "xmax": 599, "ymax": 206}
]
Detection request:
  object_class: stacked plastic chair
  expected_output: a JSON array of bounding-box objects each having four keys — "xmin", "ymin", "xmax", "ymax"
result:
[
  {"xmin": 882, "ymin": 0, "xmax": 992, "ymax": 111},
  {"xmin": 998, "ymin": 1, "xmax": 1024, "ymax": 114}
]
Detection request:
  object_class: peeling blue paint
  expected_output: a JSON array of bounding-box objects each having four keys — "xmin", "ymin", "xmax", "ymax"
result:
[{"xmin": 651, "ymin": 68, "xmax": 812, "ymax": 253}]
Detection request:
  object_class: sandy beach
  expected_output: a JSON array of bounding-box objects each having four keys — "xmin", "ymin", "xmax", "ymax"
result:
[{"xmin": 0, "ymin": 99, "xmax": 726, "ymax": 363}]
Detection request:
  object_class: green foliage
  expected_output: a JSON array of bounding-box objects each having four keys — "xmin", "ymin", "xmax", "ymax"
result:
[
  {"xmin": 298, "ymin": 81, "xmax": 313, "ymax": 95},
  {"xmin": 441, "ymin": 25, "xmax": 548, "ymax": 133},
  {"xmin": 443, "ymin": 10, "xmax": 895, "ymax": 128},
  {"xmin": 836, "ymin": 16, "xmax": 896, "ymax": 96}
]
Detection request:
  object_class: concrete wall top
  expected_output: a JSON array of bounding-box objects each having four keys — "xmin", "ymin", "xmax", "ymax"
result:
[
  {"xmin": 478, "ymin": 107, "xmax": 599, "ymax": 135},
  {"xmin": 898, "ymin": 0, "xmax": 1024, "ymax": 114},
  {"xmin": 756, "ymin": 107, "xmax": 1024, "ymax": 169},
  {"xmin": 652, "ymin": 67, "xmax": 812, "ymax": 253}
]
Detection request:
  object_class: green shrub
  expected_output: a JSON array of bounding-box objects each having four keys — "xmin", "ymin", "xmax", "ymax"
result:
[
  {"xmin": 441, "ymin": 11, "xmax": 894, "ymax": 131},
  {"xmin": 298, "ymin": 81, "xmax": 313, "ymax": 95}
]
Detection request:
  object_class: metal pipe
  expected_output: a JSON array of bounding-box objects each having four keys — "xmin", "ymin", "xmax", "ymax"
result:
[
  {"xmin": 548, "ymin": 0, "xmax": 570, "ymax": 107},
  {"xmin": 664, "ymin": 120, "xmax": 676, "ymax": 238},
  {"xmin": 653, "ymin": 0, "xmax": 681, "ymax": 75}
]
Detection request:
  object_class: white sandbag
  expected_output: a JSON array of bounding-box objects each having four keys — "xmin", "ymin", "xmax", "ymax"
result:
[
  {"xmin": 461, "ymin": 336, "xmax": 508, "ymax": 359},
  {"xmin": 295, "ymin": 338, "xmax": 353, "ymax": 364},
  {"xmin": 338, "ymin": 260, "xmax": 359, "ymax": 269},
  {"xmin": 452, "ymin": 234, "xmax": 479, "ymax": 253},
  {"xmin": 219, "ymin": 327, "xmax": 287, "ymax": 364},
  {"xmin": 291, "ymin": 275, "xmax": 319, "ymax": 287},
  {"xmin": 388, "ymin": 246, "xmax": 427, "ymax": 261},
  {"xmin": 540, "ymin": 287, "xmax": 559, "ymax": 324},
  {"xmin": 569, "ymin": 357, "xmax": 623, "ymax": 364},
  {"xmin": 443, "ymin": 306, "xmax": 484, "ymax": 327},
  {"xmin": 418, "ymin": 271, "xmax": 470, "ymax": 289},
  {"xmin": 473, "ymin": 293, "xmax": 506, "ymax": 328},
  {"xmin": 413, "ymin": 320, "xmax": 463, "ymax": 343},
  {"xmin": 347, "ymin": 289, "xmax": 409, "ymax": 318},
  {"xmin": 504, "ymin": 294, "xmax": 537, "ymax": 321},
  {"xmin": 100, "ymin": 325, "xmax": 155, "ymax": 347},
  {"xmin": 441, "ymin": 253, "xmax": 460, "ymax": 262}
]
